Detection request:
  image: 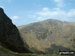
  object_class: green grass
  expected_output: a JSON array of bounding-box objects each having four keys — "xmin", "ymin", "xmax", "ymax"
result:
[{"xmin": 0, "ymin": 45, "xmax": 74, "ymax": 56}]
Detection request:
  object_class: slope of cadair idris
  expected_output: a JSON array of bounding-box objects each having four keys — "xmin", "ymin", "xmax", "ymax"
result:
[{"xmin": 0, "ymin": 7, "xmax": 31, "ymax": 53}]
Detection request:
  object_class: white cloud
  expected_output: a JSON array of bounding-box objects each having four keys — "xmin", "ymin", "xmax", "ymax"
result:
[
  {"xmin": 67, "ymin": 9, "xmax": 75, "ymax": 17},
  {"xmin": 36, "ymin": 8, "xmax": 51, "ymax": 16},
  {"xmin": 42, "ymin": 7, "xmax": 50, "ymax": 11},
  {"xmin": 12, "ymin": 16, "xmax": 19, "ymax": 20},
  {"xmin": 54, "ymin": 0, "xmax": 65, "ymax": 8},
  {"xmin": 29, "ymin": 7, "xmax": 75, "ymax": 21}
]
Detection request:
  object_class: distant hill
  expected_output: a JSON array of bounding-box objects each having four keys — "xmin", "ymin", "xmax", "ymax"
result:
[{"xmin": 18, "ymin": 19, "xmax": 75, "ymax": 53}]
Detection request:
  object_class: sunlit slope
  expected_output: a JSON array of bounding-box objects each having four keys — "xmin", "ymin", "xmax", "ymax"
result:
[{"xmin": 18, "ymin": 19, "xmax": 75, "ymax": 53}]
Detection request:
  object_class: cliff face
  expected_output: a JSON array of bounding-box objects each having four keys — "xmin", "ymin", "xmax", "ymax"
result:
[
  {"xmin": 0, "ymin": 8, "xmax": 31, "ymax": 53},
  {"xmin": 18, "ymin": 19, "xmax": 75, "ymax": 53}
]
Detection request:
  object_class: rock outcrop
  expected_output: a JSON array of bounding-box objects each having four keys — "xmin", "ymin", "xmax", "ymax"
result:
[{"xmin": 0, "ymin": 8, "xmax": 31, "ymax": 53}]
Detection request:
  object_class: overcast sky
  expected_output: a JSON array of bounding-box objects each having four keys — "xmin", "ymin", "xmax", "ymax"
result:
[{"xmin": 0, "ymin": 0, "xmax": 75, "ymax": 26}]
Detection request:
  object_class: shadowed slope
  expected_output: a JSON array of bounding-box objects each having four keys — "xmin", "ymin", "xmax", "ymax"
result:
[{"xmin": 0, "ymin": 8, "xmax": 31, "ymax": 53}]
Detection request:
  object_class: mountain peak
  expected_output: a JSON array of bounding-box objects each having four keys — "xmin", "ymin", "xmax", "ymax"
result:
[
  {"xmin": 18, "ymin": 18, "xmax": 75, "ymax": 53},
  {"xmin": 43, "ymin": 19, "xmax": 62, "ymax": 22}
]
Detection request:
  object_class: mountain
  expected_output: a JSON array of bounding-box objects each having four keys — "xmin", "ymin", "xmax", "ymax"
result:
[
  {"xmin": 0, "ymin": 7, "xmax": 75, "ymax": 56},
  {"xmin": 18, "ymin": 19, "xmax": 75, "ymax": 53},
  {"xmin": 1, "ymin": 7, "xmax": 75, "ymax": 56},
  {"xmin": 0, "ymin": 7, "xmax": 32, "ymax": 54}
]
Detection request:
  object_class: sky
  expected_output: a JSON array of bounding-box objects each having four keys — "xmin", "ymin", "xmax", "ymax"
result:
[{"xmin": 0, "ymin": 0, "xmax": 75, "ymax": 26}]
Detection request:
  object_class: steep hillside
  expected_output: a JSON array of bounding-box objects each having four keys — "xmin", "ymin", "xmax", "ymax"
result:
[
  {"xmin": 0, "ymin": 7, "xmax": 31, "ymax": 53},
  {"xmin": 18, "ymin": 19, "xmax": 75, "ymax": 53},
  {"xmin": 0, "ymin": 7, "xmax": 74, "ymax": 56}
]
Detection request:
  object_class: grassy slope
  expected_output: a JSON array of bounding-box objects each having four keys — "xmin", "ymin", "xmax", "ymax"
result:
[
  {"xmin": 18, "ymin": 19, "xmax": 75, "ymax": 53},
  {"xmin": 0, "ymin": 45, "xmax": 74, "ymax": 56},
  {"xmin": 1, "ymin": 19, "xmax": 74, "ymax": 56}
]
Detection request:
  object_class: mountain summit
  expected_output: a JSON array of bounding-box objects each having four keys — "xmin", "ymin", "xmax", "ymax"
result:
[{"xmin": 18, "ymin": 19, "xmax": 75, "ymax": 53}]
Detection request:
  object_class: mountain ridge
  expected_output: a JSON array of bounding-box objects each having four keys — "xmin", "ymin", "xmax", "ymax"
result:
[{"xmin": 18, "ymin": 19, "xmax": 75, "ymax": 53}]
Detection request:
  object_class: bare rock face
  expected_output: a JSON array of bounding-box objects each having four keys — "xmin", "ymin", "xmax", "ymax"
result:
[{"xmin": 0, "ymin": 8, "xmax": 31, "ymax": 53}]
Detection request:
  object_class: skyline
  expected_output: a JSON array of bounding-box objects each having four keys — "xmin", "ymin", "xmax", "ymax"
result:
[{"xmin": 0, "ymin": 0, "xmax": 75, "ymax": 26}]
